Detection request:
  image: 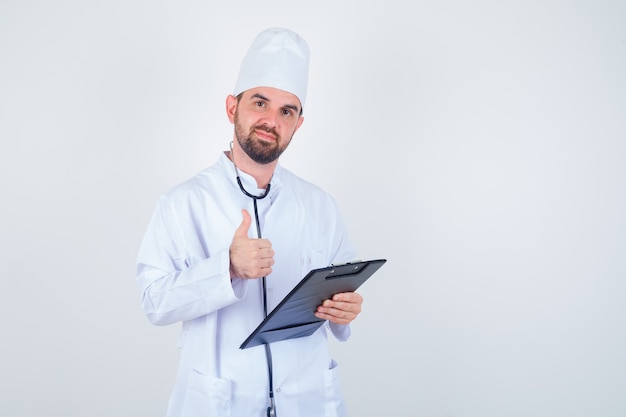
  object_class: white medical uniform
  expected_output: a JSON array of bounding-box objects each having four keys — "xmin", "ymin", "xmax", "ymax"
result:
[{"xmin": 136, "ymin": 152, "xmax": 357, "ymax": 417}]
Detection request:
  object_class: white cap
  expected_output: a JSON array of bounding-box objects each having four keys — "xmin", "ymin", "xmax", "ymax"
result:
[{"xmin": 233, "ymin": 27, "xmax": 310, "ymax": 108}]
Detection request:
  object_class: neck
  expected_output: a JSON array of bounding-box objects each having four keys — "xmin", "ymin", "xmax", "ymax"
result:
[{"xmin": 228, "ymin": 141, "xmax": 276, "ymax": 189}]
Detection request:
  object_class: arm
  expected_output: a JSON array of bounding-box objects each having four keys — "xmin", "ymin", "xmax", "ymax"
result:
[
  {"xmin": 136, "ymin": 195, "xmax": 244, "ymax": 325},
  {"xmin": 320, "ymin": 198, "xmax": 361, "ymax": 341}
]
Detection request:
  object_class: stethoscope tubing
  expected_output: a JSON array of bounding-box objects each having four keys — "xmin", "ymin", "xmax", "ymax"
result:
[{"xmin": 231, "ymin": 143, "xmax": 277, "ymax": 417}]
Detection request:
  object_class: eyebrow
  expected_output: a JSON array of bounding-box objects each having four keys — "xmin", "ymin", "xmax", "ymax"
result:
[{"xmin": 250, "ymin": 93, "xmax": 300, "ymax": 113}]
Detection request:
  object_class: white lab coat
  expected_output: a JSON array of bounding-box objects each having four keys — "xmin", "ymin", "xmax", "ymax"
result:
[{"xmin": 136, "ymin": 152, "xmax": 357, "ymax": 417}]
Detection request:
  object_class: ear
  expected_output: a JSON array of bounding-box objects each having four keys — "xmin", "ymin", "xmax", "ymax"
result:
[
  {"xmin": 293, "ymin": 115, "xmax": 305, "ymax": 134},
  {"xmin": 225, "ymin": 95, "xmax": 237, "ymax": 123}
]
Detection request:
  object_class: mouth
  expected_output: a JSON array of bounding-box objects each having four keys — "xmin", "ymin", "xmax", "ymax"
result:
[{"xmin": 253, "ymin": 128, "xmax": 278, "ymax": 142}]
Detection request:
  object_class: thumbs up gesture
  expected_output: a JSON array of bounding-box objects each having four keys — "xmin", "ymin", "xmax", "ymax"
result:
[{"xmin": 229, "ymin": 209, "xmax": 275, "ymax": 279}]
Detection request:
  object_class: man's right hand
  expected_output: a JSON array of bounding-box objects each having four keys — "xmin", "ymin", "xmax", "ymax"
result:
[{"xmin": 229, "ymin": 209, "xmax": 275, "ymax": 279}]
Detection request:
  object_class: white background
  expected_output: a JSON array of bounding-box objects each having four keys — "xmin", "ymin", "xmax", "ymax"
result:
[{"xmin": 1, "ymin": 1, "xmax": 625, "ymax": 416}]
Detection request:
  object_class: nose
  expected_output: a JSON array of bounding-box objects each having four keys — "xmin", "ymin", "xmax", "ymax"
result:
[{"xmin": 260, "ymin": 109, "xmax": 280, "ymax": 128}]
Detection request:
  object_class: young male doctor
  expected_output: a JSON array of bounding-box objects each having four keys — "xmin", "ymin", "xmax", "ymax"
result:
[{"xmin": 136, "ymin": 27, "xmax": 364, "ymax": 417}]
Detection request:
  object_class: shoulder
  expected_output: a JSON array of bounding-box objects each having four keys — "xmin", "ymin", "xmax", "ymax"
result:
[
  {"xmin": 160, "ymin": 163, "xmax": 225, "ymax": 206},
  {"xmin": 278, "ymin": 166, "xmax": 339, "ymax": 208}
]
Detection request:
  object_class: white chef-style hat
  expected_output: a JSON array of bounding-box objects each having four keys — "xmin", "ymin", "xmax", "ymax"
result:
[{"xmin": 233, "ymin": 27, "xmax": 310, "ymax": 109}]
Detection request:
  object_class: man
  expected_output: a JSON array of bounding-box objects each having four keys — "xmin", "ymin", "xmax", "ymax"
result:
[{"xmin": 136, "ymin": 27, "xmax": 363, "ymax": 417}]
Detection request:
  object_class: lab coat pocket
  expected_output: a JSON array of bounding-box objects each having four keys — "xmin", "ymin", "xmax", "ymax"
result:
[
  {"xmin": 180, "ymin": 369, "xmax": 231, "ymax": 417},
  {"xmin": 324, "ymin": 359, "xmax": 347, "ymax": 417}
]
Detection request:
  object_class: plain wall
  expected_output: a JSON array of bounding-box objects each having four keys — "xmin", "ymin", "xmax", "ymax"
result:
[{"xmin": 1, "ymin": 1, "xmax": 625, "ymax": 416}]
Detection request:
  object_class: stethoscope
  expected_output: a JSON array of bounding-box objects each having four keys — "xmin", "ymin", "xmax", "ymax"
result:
[{"xmin": 230, "ymin": 141, "xmax": 277, "ymax": 417}]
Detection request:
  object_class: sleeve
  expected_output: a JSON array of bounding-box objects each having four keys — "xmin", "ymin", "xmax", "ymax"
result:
[
  {"xmin": 325, "ymin": 196, "xmax": 358, "ymax": 342},
  {"xmin": 135, "ymin": 195, "xmax": 247, "ymax": 326}
]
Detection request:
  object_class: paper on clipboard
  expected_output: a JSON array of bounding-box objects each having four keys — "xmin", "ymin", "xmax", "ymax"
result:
[{"xmin": 240, "ymin": 258, "xmax": 386, "ymax": 349}]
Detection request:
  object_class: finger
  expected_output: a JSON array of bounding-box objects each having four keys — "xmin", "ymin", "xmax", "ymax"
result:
[
  {"xmin": 322, "ymin": 299, "xmax": 360, "ymax": 314},
  {"xmin": 315, "ymin": 306, "xmax": 355, "ymax": 324},
  {"xmin": 258, "ymin": 246, "xmax": 275, "ymax": 258},
  {"xmin": 332, "ymin": 292, "xmax": 362, "ymax": 303},
  {"xmin": 233, "ymin": 209, "xmax": 252, "ymax": 239}
]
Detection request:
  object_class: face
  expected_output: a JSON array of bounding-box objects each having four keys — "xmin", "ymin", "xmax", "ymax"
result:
[{"xmin": 229, "ymin": 87, "xmax": 304, "ymax": 165}]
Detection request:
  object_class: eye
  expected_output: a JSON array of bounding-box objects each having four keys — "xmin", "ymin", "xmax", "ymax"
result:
[
  {"xmin": 282, "ymin": 108, "xmax": 294, "ymax": 117},
  {"xmin": 255, "ymin": 100, "xmax": 267, "ymax": 108}
]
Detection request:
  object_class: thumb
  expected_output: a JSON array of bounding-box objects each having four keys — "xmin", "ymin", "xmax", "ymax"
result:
[{"xmin": 233, "ymin": 209, "xmax": 252, "ymax": 239}]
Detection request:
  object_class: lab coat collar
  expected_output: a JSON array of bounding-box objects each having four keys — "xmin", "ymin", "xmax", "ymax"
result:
[{"xmin": 219, "ymin": 152, "xmax": 283, "ymax": 198}]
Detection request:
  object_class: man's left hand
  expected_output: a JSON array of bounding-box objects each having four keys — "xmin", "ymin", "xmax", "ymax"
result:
[{"xmin": 314, "ymin": 292, "xmax": 363, "ymax": 325}]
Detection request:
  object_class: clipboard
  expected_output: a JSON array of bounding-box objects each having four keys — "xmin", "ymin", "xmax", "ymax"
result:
[{"xmin": 240, "ymin": 258, "xmax": 386, "ymax": 349}]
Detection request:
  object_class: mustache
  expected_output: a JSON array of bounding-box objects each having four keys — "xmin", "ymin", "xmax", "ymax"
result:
[{"xmin": 252, "ymin": 123, "xmax": 278, "ymax": 138}]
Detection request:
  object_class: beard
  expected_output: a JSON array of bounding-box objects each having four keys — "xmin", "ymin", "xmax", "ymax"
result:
[{"xmin": 234, "ymin": 113, "xmax": 289, "ymax": 164}]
